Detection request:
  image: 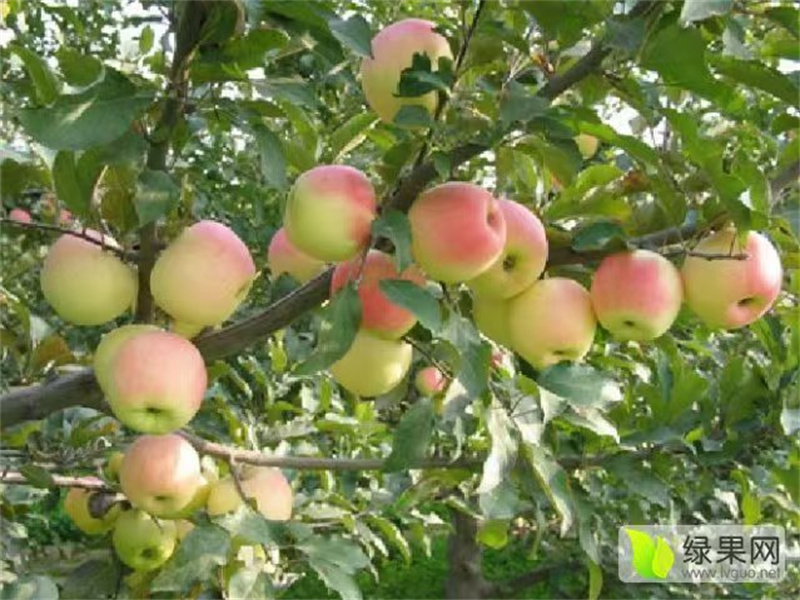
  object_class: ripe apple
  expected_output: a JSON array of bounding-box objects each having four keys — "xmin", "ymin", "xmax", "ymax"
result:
[
  {"xmin": 590, "ymin": 249, "xmax": 683, "ymax": 341},
  {"xmin": 468, "ymin": 198, "xmax": 548, "ymax": 298},
  {"xmin": 267, "ymin": 227, "xmax": 326, "ymax": 283},
  {"xmin": 331, "ymin": 250, "xmax": 426, "ymax": 339},
  {"xmin": 40, "ymin": 231, "xmax": 137, "ymax": 325},
  {"xmin": 284, "ymin": 165, "xmax": 376, "ymax": 262},
  {"xmin": 151, "ymin": 220, "xmax": 256, "ymax": 331},
  {"xmin": 94, "ymin": 324, "xmax": 160, "ymax": 392},
  {"xmin": 101, "ymin": 330, "xmax": 207, "ymax": 434},
  {"xmin": 206, "ymin": 467, "xmax": 293, "ymax": 521},
  {"xmin": 119, "ymin": 434, "xmax": 203, "ymax": 518},
  {"xmin": 509, "ymin": 278, "xmax": 597, "ymax": 370},
  {"xmin": 472, "ymin": 293, "xmax": 514, "ymax": 349},
  {"xmin": 330, "ymin": 330, "xmax": 412, "ymax": 397},
  {"xmin": 112, "ymin": 509, "xmax": 177, "ymax": 571},
  {"xmin": 162, "ymin": 475, "xmax": 211, "ymax": 519},
  {"xmin": 575, "ymin": 133, "xmax": 599, "ymax": 159},
  {"xmin": 64, "ymin": 484, "xmax": 121, "ymax": 535},
  {"xmin": 682, "ymin": 228, "xmax": 783, "ymax": 329},
  {"xmin": 409, "ymin": 183, "xmax": 506, "ymax": 283},
  {"xmin": 9, "ymin": 208, "xmax": 31, "ymax": 223},
  {"xmin": 360, "ymin": 19, "xmax": 453, "ymax": 124},
  {"xmin": 415, "ymin": 366, "xmax": 447, "ymax": 396}
]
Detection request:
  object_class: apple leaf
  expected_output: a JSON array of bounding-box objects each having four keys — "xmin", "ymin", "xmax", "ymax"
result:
[
  {"xmin": 55, "ymin": 47, "xmax": 103, "ymax": 87},
  {"xmin": 0, "ymin": 575, "xmax": 58, "ymax": 600},
  {"xmin": 680, "ymin": 0, "xmax": 732, "ymax": 25},
  {"xmin": 227, "ymin": 566, "xmax": 273, "ymax": 600},
  {"xmin": 525, "ymin": 445, "xmax": 575, "ymax": 536},
  {"xmin": 440, "ymin": 313, "xmax": 490, "ymax": 397},
  {"xmin": 8, "ymin": 44, "xmax": 59, "ymax": 106},
  {"xmin": 383, "ymin": 397, "xmax": 435, "ymax": 472},
  {"xmin": 298, "ymin": 536, "xmax": 370, "ymax": 600},
  {"xmin": 253, "ymin": 125, "xmax": 287, "ymax": 191},
  {"xmin": 135, "ymin": 169, "xmax": 180, "ymax": 226},
  {"xmin": 214, "ymin": 506, "xmax": 288, "ymax": 546},
  {"xmin": 61, "ymin": 559, "xmax": 120, "ymax": 600},
  {"xmin": 711, "ymin": 55, "xmax": 800, "ymax": 105},
  {"xmin": 379, "ymin": 279, "xmax": 441, "ymax": 332},
  {"xmin": 499, "ymin": 82, "xmax": 548, "ymax": 125},
  {"xmin": 537, "ymin": 364, "xmax": 622, "ymax": 409},
  {"xmin": 151, "ymin": 524, "xmax": 231, "ymax": 592},
  {"xmin": 363, "ymin": 515, "xmax": 411, "ymax": 565},
  {"xmin": 570, "ymin": 220, "xmax": 627, "ymax": 252},
  {"xmin": 393, "ymin": 105, "xmax": 434, "ymax": 128},
  {"xmin": 329, "ymin": 14, "xmax": 373, "ymax": 58},
  {"xmin": 17, "ymin": 464, "xmax": 54, "ymax": 489},
  {"xmin": 477, "ymin": 401, "xmax": 517, "ymax": 494},
  {"xmin": 371, "ymin": 210, "xmax": 413, "ymax": 272}
]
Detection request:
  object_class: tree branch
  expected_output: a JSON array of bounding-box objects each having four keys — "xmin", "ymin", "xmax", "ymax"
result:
[
  {"xmin": 0, "ymin": 219, "xmax": 129, "ymax": 259},
  {"xmin": 0, "ymin": 471, "xmax": 112, "ymax": 491}
]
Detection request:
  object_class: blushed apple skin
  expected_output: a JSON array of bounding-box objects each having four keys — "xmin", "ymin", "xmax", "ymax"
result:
[
  {"xmin": 284, "ymin": 165, "xmax": 376, "ymax": 262},
  {"xmin": 64, "ymin": 484, "xmax": 121, "ymax": 535},
  {"xmin": 94, "ymin": 324, "xmax": 160, "ymax": 392},
  {"xmin": 40, "ymin": 231, "xmax": 137, "ymax": 326},
  {"xmin": 472, "ymin": 293, "xmax": 514, "ymax": 348},
  {"xmin": 409, "ymin": 183, "xmax": 507, "ymax": 283},
  {"xmin": 509, "ymin": 278, "xmax": 597, "ymax": 370},
  {"xmin": 105, "ymin": 331, "xmax": 207, "ymax": 434},
  {"xmin": 591, "ymin": 250, "xmax": 683, "ymax": 341},
  {"xmin": 415, "ymin": 366, "xmax": 447, "ymax": 396},
  {"xmin": 331, "ymin": 250, "xmax": 426, "ymax": 339},
  {"xmin": 206, "ymin": 467, "xmax": 293, "ymax": 521},
  {"xmin": 119, "ymin": 434, "xmax": 203, "ymax": 518},
  {"xmin": 9, "ymin": 208, "xmax": 31, "ymax": 223},
  {"xmin": 361, "ymin": 19, "xmax": 453, "ymax": 124},
  {"xmin": 112, "ymin": 510, "xmax": 177, "ymax": 571},
  {"xmin": 468, "ymin": 199, "xmax": 548, "ymax": 298},
  {"xmin": 330, "ymin": 330, "xmax": 412, "ymax": 397},
  {"xmin": 151, "ymin": 220, "xmax": 256, "ymax": 330},
  {"xmin": 267, "ymin": 227, "xmax": 326, "ymax": 283},
  {"xmin": 682, "ymin": 229, "xmax": 782, "ymax": 329}
]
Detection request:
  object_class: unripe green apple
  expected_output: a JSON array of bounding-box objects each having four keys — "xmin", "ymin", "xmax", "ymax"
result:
[
  {"xmin": 509, "ymin": 278, "xmax": 597, "ymax": 370},
  {"xmin": 267, "ymin": 227, "xmax": 326, "ymax": 283},
  {"xmin": 161, "ymin": 475, "xmax": 211, "ymax": 519},
  {"xmin": 112, "ymin": 510, "xmax": 177, "ymax": 571},
  {"xmin": 591, "ymin": 249, "xmax": 683, "ymax": 341},
  {"xmin": 94, "ymin": 324, "xmax": 160, "ymax": 392},
  {"xmin": 104, "ymin": 451, "xmax": 125, "ymax": 482},
  {"xmin": 207, "ymin": 467, "xmax": 293, "ymax": 521},
  {"xmin": 361, "ymin": 19, "xmax": 453, "ymax": 124},
  {"xmin": 119, "ymin": 434, "xmax": 203, "ymax": 518},
  {"xmin": 575, "ymin": 133, "xmax": 599, "ymax": 159},
  {"xmin": 9, "ymin": 208, "xmax": 31, "ymax": 223},
  {"xmin": 409, "ymin": 183, "xmax": 506, "ymax": 283},
  {"xmin": 40, "ymin": 231, "xmax": 137, "ymax": 325},
  {"xmin": 64, "ymin": 484, "xmax": 121, "ymax": 535},
  {"xmin": 330, "ymin": 330, "xmax": 413, "ymax": 397},
  {"xmin": 682, "ymin": 228, "xmax": 782, "ymax": 329},
  {"xmin": 415, "ymin": 366, "xmax": 447, "ymax": 396},
  {"xmin": 472, "ymin": 293, "xmax": 514, "ymax": 348},
  {"xmin": 151, "ymin": 220, "xmax": 256, "ymax": 330},
  {"xmin": 284, "ymin": 165, "xmax": 376, "ymax": 262},
  {"xmin": 331, "ymin": 250, "xmax": 426, "ymax": 339},
  {"xmin": 468, "ymin": 198, "xmax": 548, "ymax": 298},
  {"xmin": 102, "ymin": 330, "xmax": 207, "ymax": 434}
]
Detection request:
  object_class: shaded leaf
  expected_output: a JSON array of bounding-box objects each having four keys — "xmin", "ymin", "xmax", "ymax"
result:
[
  {"xmin": 135, "ymin": 169, "xmax": 179, "ymax": 226},
  {"xmin": 570, "ymin": 221, "xmax": 627, "ymax": 252},
  {"xmin": 151, "ymin": 524, "xmax": 231, "ymax": 591},
  {"xmin": 384, "ymin": 398, "xmax": 435, "ymax": 472},
  {"xmin": 9, "ymin": 44, "xmax": 59, "ymax": 105},
  {"xmin": 329, "ymin": 15, "xmax": 373, "ymax": 58},
  {"xmin": 379, "ymin": 280, "xmax": 441, "ymax": 332},
  {"xmin": 254, "ymin": 126, "xmax": 287, "ymax": 190},
  {"xmin": 371, "ymin": 210, "xmax": 413, "ymax": 273},
  {"xmin": 477, "ymin": 401, "xmax": 517, "ymax": 494},
  {"xmin": 526, "ymin": 446, "xmax": 574, "ymax": 536}
]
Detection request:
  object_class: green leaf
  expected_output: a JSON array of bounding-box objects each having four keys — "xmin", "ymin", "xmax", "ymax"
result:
[
  {"xmin": 328, "ymin": 113, "xmax": 377, "ymax": 161},
  {"xmin": 538, "ymin": 364, "xmax": 622, "ymax": 409},
  {"xmin": 139, "ymin": 25, "xmax": 155, "ymax": 54},
  {"xmin": 440, "ymin": 314, "xmax": 490, "ymax": 398},
  {"xmin": 298, "ymin": 536, "xmax": 370, "ymax": 600},
  {"xmin": 371, "ymin": 210, "xmax": 413, "ymax": 273},
  {"xmin": 523, "ymin": 0, "xmax": 613, "ymax": 47},
  {"xmin": 227, "ymin": 567, "xmax": 273, "ymax": 600},
  {"xmin": 570, "ymin": 221, "xmax": 627, "ymax": 252},
  {"xmin": 477, "ymin": 519, "xmax": 509, "ymax": 549},
  {"xmin": 151, "ymin": 524, "xmax": 231, "ymax": 591},
  {"xmin": 52, "ymin": 151, "xmax": 90, "ymax": 216},
  {"xmin": 329, "ymin": 14, "xmax": 374, "ymax": 58},
  {"xmin": 383, "ymin": 397, "xmax": 435, "ymax": 472},
  {"xmin": 477, "ymin": 401, "xmax": 518, "ymax": 494},
  {"xmin": 215, "ymin": 507, "xmax": 286, "ymax": 546},
  {"xmin": 526, "ymin": 446, "xmax": 574, "ymax": 536},
  {"xmin": 625, "ymin": 528, "xmax": 656, "ymax": 579},
  {"xmin": 680, "ymin": 0, "xmax": 732, "ymax": 24},
  {"xmin": 562, "ymin": 407, "xmax": 619, "ymax": 442},
  {"xmin": 99, "ymin": 163, "xmax": 139, "ymax": 232},
  {"xmin": 396, "ymin": 53, "xmax": 453, "ymax": 98},
  {"xmin": 363, "ymin": 515, "xmax": 411, "ymax": 564},
  {"xmin": 17, "ymin": 69, "xmax": 153, "ymax": 151},
  {"xmin": 135, "ymin": 169, "xmax": 180, "ymax": 226},
  {"xmin": 763, "ymin": 6, "xmax": 800, "ymax": 38},
  {"xmin": 62, "ymin": 559, "xmax": 120, "ymax": 600},
  {"xmin": 56, "ymin": 48, "xmax": 103, "ymax": 87},
  {"xmin": 379, "ymin": 280, "xmax": 441, "ymax": 332},
  {"xmin": 17, "ymin": 464, "xmax": 54, "ymax": 488},
  {"xmin": 651, "ymin": 536, "xmax": 675, "ymax": 579},
  {"xmin": 499, "ymin": 82, "xmax": 548, "ymax": 124},
  {"xmin": 711, "ymin": 56, "xmax": 800, "ymax": 104},
  {"xmin": 517, "ymin": 135, "xmax": 582, "ymax": 187},
  {"xmin": 0, "ymin": 576, "xmax": 58, "ymax": 600},
  {"xmin": 295, "ymin": 283, "xmax": 362, "ymax": 375},
  {"xmin": 254, "ymin": 126, "xmax": 287, "ymax": 190},
  {"xmin": 9, "ymin": 44, "xmax": 59, "ymax": 105},
  {"xmin": 393, "ymin": 105, "xmax": 434, "ymax": 128},
  {"xmin": 257, "ymin": 79, "xmax": 316, "ymax": 108}
]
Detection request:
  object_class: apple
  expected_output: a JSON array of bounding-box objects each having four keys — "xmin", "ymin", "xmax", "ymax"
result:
[
  {"xmin": 468, "ymin": 198, "xmax": 548, "ymax": 298},
  {"xmin": 509, "ymin": 278, "xmax": 597, "ymax": 370},
  {"xmin": 101, "ymin": 330, "xmax": 207, "ymax": 434},
  {"xmin": 331, "ymin": 249, "xmax": 426, "ymax": 339},
  {"xmin": 409, "ymin": 183, "xmax": 506, "ymax": 283},
  {"xmin": 161, "ymin": 475, "xmax": 211, "ymax": 519},
  {"xmin": 112, "ymin": 509, "xmax": 177, "ymax": 571},
  {"xmin": 104, "ymin": 451, "xmax": 125, "ymax": 482},
  {"xmin": 207, "ymin": 467, "xmax": 293, "ymax": 521},
  {"xmin": 575, "ymin": 133, "xmax": 599, "ymax": 159},
  {"xmin": 9, "ymin": 208, "xmax": 31, "ymax": 223},
  {"xmin": 361, "ymin": 19, "xmax": 453, "ymax": 124},
  {"xmin": 590, "ymin": 249, "xmax": 683, "ymax": 341},
  {"xmin": 267, "ymin": 227, "xmax": 326, "ymax": 283},
  {"xmin": 119, "ymin": 434, "xmax": 203, "ymax": 518},
  {"xmin": 64, "ymin": 484, "xmax": 121, "ymax": 535},
  {"xmin": 284, "ymin": 165, "xmax": 376, "ymax": 262},
  {"xmin": 175, "ymin": 519, "xmax": 195, "ymax": 541},
  {"xmin": 415, "ymin": 366, "xmax": 447, "ymax": 396},
  {"xmin": 40, "ymin": 230, "xmax": 137, "ymax": 326},
  {"xmin": 330, "ymin": 330, "xmax": 412, "ymax": 397},
  {"xmin": 472, "ymin": 293, "xmax": 514, "ymax": 348},
  {"xmin": 151, "ymin": 220, "xmax": 256, "ymax": 331},
  {"xmin": 93, "ymin": 324, "xmax": 160, "ymax": 391},
  {"xmin": 682, "ymin": 228, "xmax": 783, "ymax": 329}
]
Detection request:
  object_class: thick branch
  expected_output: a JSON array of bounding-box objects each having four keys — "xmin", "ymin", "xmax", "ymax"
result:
[{"xmin": 0, "ymin": 471, "xmax": 112, "ymax": 491}]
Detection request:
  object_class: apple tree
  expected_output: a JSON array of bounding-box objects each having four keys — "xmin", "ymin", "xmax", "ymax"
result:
[{"xmin": 0, "ymin": 1, "xmax": 798, "ymax": 599}]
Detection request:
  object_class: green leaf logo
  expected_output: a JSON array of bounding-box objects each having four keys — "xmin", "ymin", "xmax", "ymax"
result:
[{"xmin": 625, "ymin": 528, "xmax": 675, "ymax": 579}]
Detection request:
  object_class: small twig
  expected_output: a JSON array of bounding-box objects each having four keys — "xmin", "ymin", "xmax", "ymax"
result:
[
  {"xmin": 228, "ymin": 456, "xmax": 251, "ymax": 506},
  {"xmin": 0, "ymin": 471, "xmax": 113, "ymax": 491},
  {"xmin": 662, "ymin": 248, "xmax": 749, "ymax": 261},
  {"xmin": 0, "ymin": 218, "xmax": 129, "ymax": 259}
]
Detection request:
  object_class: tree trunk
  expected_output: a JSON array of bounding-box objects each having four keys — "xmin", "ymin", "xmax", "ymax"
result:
[{"xmin": 445, "ymin": 510, "xmax": 492, "ymax": 599}]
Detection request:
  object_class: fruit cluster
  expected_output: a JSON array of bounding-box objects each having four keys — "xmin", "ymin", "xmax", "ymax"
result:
[{"xmin": 41, "ymin": 17, "xmax": 783, "ymax": 572}]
